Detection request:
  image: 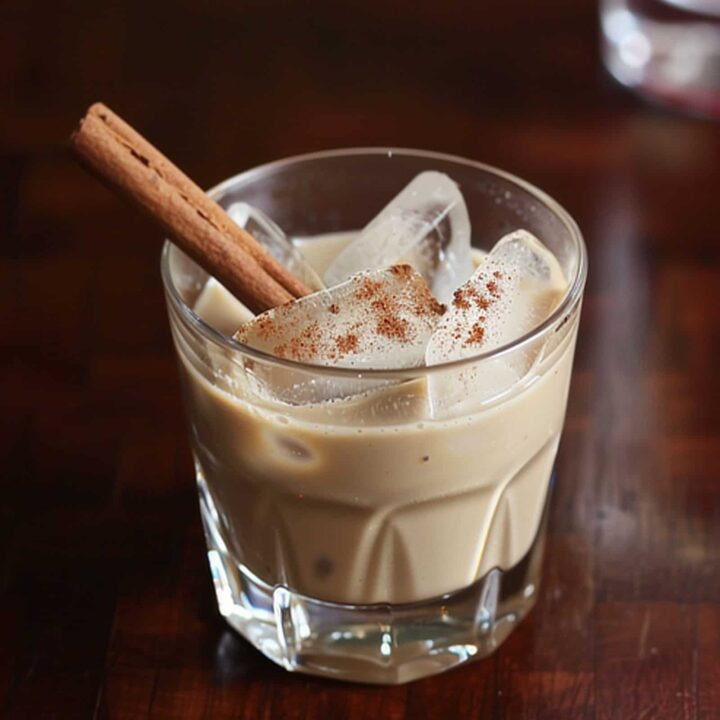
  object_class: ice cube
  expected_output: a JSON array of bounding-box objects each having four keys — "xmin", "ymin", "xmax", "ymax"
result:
[
  {"xmin": 323, "ymin": 172, "xmax": 474, "ymax": 303},
  {"xmin": 293, "ymin": 232, "xmax": 356, "ymax": 277},
  {"xmin": 233, "ymin": 265, "xmax": 444, "ymax": 405},
  {"xmin": 236, "ymin": 264, "xmax": 445, "ymax": 370},
  {"xmin": 285, "ymin": 376, "xmax": 430, "ymax": 426},
  {"xmin": 193, "ymin": 277, "xmax": 254, "ymax": 335},
  {"xmin": 425, "ymin": 230, "xmax": 567, "ymax": 418},
  {"xmin": 227, "ymin": 202, "xmax": 324, "ymax": 291}
]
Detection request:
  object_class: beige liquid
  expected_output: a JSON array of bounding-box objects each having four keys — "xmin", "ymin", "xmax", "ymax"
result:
[{"xmin": 180, "ymin": 235, "xmax": 577, "ymax": 604}]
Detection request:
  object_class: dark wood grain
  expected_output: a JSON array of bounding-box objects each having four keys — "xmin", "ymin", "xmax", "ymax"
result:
[{"xmin": 1, "ymin": 0, "xmax": 719, "ymax": 718}]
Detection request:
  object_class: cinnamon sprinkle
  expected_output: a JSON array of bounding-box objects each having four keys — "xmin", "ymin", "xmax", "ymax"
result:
[
  {"xmin": 453, "ymin": 288, "xmax": 471, "ymax": 310},
  {"xmin": 356, "ymin": 277, "xmax": 383, "ymax": 300},
  {"xmin": 389, "ymin": 264, "xmax": 414, "ymax": 281},
  {"xmin": 376, "ymin": 315, "xmax": 411, "ymax": 341},
  {"xmin": 444, "ymin": 266, "xmax": 508, "ymax": 350},
  {"xmin": 371, "ymin": 296, "xmax": 397, "ymax": 315},
  {"xmin": 465, "ymin": 322, "xmax": 486, "ymax": 346},
  {"xmin": 335, "ymin": 332, "xmax": 359, "ymax": 355},
  {"xmin": 241, "ymin": 266, "xmax": 449, "ymax": 364},
  {"xmin": 415, "ymin": 294, "xmax": 446, "ymax": 318},
  {"xmin": 254, "ymin": 313, "xmax": 276, "ymax": 341},
  {"xmin": 273, "ymin": 321, "xmax": 321, "ymax": 360},
  {"xmin": 462, "ymin": 285, "xmax": 490, "ymax": 310}
]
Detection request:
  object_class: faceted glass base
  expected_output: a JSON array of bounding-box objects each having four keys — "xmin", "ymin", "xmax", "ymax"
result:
[{"xmin": 198, "ymin": 475, "xmax": 549, "ymax": 685}]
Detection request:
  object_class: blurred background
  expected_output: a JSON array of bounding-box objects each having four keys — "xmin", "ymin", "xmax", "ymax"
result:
[{"xmin": 1, "ymin": 1, "xmax": 719, "ymax": 717}]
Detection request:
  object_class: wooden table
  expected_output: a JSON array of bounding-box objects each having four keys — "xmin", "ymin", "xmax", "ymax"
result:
[{"xmin": 2, "ymin": 1, "xmax": 719, "ymax": 717}]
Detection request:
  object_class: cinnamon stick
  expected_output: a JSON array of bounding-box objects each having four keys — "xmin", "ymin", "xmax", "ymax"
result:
[{"xmin": 70, "ymin": 102, "xmax": 312, "ymax": 313}]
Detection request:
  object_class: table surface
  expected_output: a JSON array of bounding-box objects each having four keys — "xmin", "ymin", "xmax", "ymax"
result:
[{"xmin": 2, "ymin": 1, "xmax": 719, "ymax": 718}]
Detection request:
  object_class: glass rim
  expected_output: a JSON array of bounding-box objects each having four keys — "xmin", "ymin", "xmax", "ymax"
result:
[{"xmin": 160, "ymin": 147, "xmax": 588, "ymax": 379}]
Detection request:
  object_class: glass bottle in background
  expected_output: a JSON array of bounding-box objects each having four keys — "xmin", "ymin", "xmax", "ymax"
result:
[{"xmin": 601, "ymin": 0, "xmax": 720, "ymax": 117}]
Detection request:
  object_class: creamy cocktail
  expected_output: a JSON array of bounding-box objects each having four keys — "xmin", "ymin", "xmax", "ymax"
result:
[{"xmin": 163, "ymin": 150, "xmax": 586, "ymax": 684}]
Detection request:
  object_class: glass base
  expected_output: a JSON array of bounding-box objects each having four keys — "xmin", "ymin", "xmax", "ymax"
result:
[{"xmin": 198, "ymin": 476, "xmax": 548, "ymax": 684}]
